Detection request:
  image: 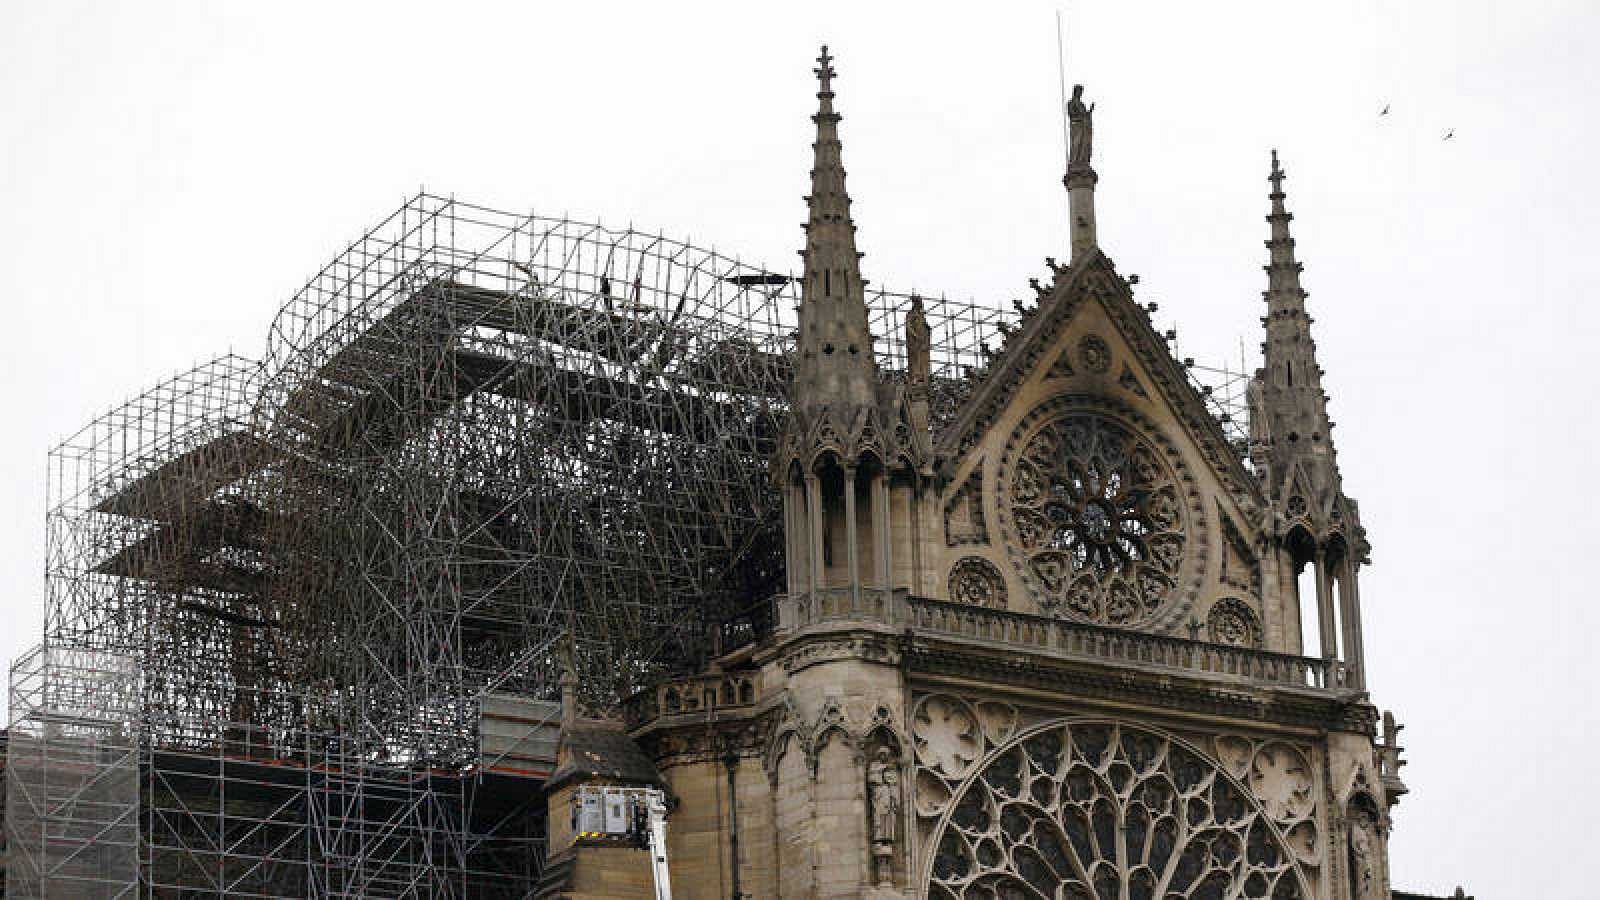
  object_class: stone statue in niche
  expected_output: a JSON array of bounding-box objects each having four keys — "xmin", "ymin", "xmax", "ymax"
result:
[
  {"xmin": 1348, "ymin": 802, "xmax": 1384, "ymax": 900},
  {"xmin": 866, "ymin": 745, "xmax": 901, "ymax": 886}
]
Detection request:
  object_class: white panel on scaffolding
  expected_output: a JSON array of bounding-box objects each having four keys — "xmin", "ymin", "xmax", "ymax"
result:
[{"xmin": 603, "ymin": 788, "xmax": 631, "ymax": 834}]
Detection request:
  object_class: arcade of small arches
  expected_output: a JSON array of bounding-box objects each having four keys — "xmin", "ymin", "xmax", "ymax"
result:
[
  {"xmin": 778, "ymin": 435, "xmax": 927, "ymax": 607},
  {"xmin": 1282, "ymin": 518, "xmax": 1366, "ymax": 686}
]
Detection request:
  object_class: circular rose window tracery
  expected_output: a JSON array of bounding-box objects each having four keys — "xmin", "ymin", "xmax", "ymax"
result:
[
  {"xmin": 1006, "ymin": 414, "xmax": 1187, "ymax": 626},
  {"xmin": 927, "ymin": 721, "xmax": 1309, "ymax": 900},
  {"xmin": 950, "ymin": 557, "xmax": 1009, "ymax": 608},
  {"xmin": 1207, "ymin": 598, "xmax": 1262, "ymax": 648}
]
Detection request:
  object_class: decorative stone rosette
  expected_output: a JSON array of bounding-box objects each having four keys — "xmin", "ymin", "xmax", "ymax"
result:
[
  {"xmin": 1207, "ymin": 598, "xmax": 1263, "ymax": 648},
  {"xmin": 948, "ymin": 557, "xmax": 1008, "ymax": 608}
]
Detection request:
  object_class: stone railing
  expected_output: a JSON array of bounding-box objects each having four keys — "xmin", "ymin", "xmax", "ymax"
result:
[
  {"xmin": 623, "ymin": 670, "xmax": 759, "ymax": 729},
  {"xmin": 777, "ymin": 586, "xmax": 896, "ymax": 631},
  {"xmin": 771, "ymin": 589, "xmax": 1347, "ymax": 692},
  {"xmin": 908, "ymin": 597, "xmax": 1347, "ymax": 690}
]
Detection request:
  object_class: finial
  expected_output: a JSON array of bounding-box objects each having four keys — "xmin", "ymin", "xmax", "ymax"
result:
[
  {"xmin": 1269, "ymin": 148, "xmax": 1286, "ymax": 192},
  {"xmin": 815, "ymin": 45, "xmax": 835, "ymax": 88}
]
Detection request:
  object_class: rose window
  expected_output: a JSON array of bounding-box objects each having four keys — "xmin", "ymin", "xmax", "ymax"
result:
[
  {"xmin": 950, "ymin": 557, "xmax": 1008, "ymax": 608},
  {"xmin": 1007, "ymin": 415, "xmax": 1186, "ymax": 626},
  {"xmin": 928, "ymin": 721, "xmax": 1309, "ymax": 899},
  {"xmin": 1207, "ymin": 598, "xmax": 1262, "ymax": 648}
]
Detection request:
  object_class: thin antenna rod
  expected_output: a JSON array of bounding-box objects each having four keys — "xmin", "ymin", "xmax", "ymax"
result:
[{"xmin": 1056, "ymin": 9, "xmax": 1071, "ymax": 171}]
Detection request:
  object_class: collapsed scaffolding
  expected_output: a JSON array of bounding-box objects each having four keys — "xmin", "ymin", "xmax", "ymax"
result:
[{"xmin": 7, "ymin": 192, "xmax": 1256, "ymax": 897}]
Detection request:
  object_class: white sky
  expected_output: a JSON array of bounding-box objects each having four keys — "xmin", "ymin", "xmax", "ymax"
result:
[{"xmin": 2, "ymin": 1, "xmax": 1594, "ymax": 895}]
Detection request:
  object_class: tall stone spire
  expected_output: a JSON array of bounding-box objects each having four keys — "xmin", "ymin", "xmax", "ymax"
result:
[
  {"xmin": 1254, "ymin": 149, "xmax": 1339, "ymax": 498},
  {"xmin": 792, "ymin": 45, "xmax": 878, "ymax": 415},
  {"xmin": 1250, "ymin": 150, "xmax": 1369, "ymax": 684}
]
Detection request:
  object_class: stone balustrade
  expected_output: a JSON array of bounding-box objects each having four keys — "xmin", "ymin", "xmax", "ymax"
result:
[
  {"xmin": 905, "ymin": 596, "xmax": 1347, "ymax": 690},
  {"xmin": 622, "ymin": 670, "xmax": 759, "ymax": 728},
  {"xmin": 774, "ymin": 589, "xmax": 1348, "ymax": 691},
  {"xmin": 780, "ymin": 586, "xmax": 894, "ymax": 630},
  {"xmin": 628, "ymin": 593, "xmax": 1348, "ymax": 729}
]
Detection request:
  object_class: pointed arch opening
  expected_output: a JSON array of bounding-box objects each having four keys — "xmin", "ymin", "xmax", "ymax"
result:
[
  {"xmin": 1324, "ymin": 535, "xmax": 1350, "ymax": 664},
  {"xmin": 1285, "ymin": 525, "xmax": 1323, "ymax": 658}
]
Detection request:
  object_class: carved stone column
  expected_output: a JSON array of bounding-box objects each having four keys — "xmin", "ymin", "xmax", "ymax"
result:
[
  {"xmin": 872, "ymin": 474, "xmax": 892, "ymax": 594},
  {"xmin": 783, "ymin": 481, "xmax": 804, "ymax": 600},
  {"xmin": 806, "ymin": 473, "xmax": 824, "ymax": 595},
  {"xmin": 1313, "ymin": 548, "xmax": 1337, "ymax": 660},
  {"xmin": 845, "ymin": 464, "xmax": 860, "ymax": 608},
  {"xmin": 1258, "ymin": 535, "xmax": 1284, "ymax": 651},
  {"xmin": 1338, "ymin": 558, "xmax": 1367, "ymax": 690}
]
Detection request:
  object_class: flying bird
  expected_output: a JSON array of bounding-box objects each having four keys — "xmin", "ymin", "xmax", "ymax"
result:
[
  {"xmin": 1379, "ymin": 104, "xmax": 1390, "ymax": 116},
  {"xmin": 1443, "ymin": 129, "xmax": 1455, "ymax": 141}
]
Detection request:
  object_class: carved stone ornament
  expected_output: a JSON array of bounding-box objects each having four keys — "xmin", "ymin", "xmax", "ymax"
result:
[
  {"xmin": 1048, "ymin": 349, "xmax": 1075, "ymax": 379},
  {"xmin": 1286, "ymin": 494, "xmax": 1308, "ymax": 520},
  {"xmin": 765, "ymin": 695, "xmax": 906, "ymax": 782},
  {"xmin": 926, "ymin": 719, "xmax": 1313, "ymax": 899},
  {"xmin": 868, "ymin": 745, "xmax": 903, "ymax": 886},
  {"xmin": 1003, "ymin": 410, "xmax": 1189, "ymax": 626},
  {"xmin": 944, "ymin": 468, "xmax": 989, "ymax": 547},
  {"xmin": 1346, "ymin": 795, "xmax": 1385, "ymax": 900},
  {"xmin": 948, "ymin": 557, "xmax": 1007, "ymax": 608},
  {"xmin": 1118, "ymin": 363, "xmax": 1148, "ymax": 398},
  {"xmin": 914, "ymin": 695, "xmax": 983, "ymax": 779},
  {"xmin": 1248, "ymin": 744, "xmax": 1314, "ymax": 823},
  {"xmin": 1206, "ymin": 598, "xmax": 1262, "ymax": 648},
  {"xmin": 913, "ymin": 694, "xmax": 1020, "ymax": 823},
  {"xmin": 1078, "ymin": 333, "xmax": 1112, "ymax": 374}
]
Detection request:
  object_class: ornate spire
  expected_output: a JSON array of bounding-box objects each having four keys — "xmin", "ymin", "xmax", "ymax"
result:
[
  {"xmin": 792, "ymin": 45, "xmax": 878, "ymax": 415},
  {"xmin": 1253, "ymin": 149, "xmax": 1339, "ymax": 499},
  {"xmin": 1265, "ymin": 149, "xmax": 1308, "ymax": 316}
]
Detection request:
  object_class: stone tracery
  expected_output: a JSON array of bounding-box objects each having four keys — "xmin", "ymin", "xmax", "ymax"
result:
[
  {"xmin": 950, "ymin": 557, "xmax": 1008, "ymax": 608},
  {"xmin": 1004, "ymin": 413, "xmax": 1187, "ymax": 626},
  {"xmin": 926, "ymin": 720, "xmax": 1310, "ymax": 900},
  {"xmin": 1207, "ymin": 598, "xmax": 1262, "ymax": 648}
]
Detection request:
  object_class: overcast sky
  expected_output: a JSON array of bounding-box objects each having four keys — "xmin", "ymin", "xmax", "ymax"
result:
[{"xmin": 2, "ymin": 1, "xmax": 1594, "ymax": 895}]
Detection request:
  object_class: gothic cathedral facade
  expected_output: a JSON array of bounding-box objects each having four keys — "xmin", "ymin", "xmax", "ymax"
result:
[{"xmin": 545, "ymin": 47, "xmax": 1410, "ymax": 900}]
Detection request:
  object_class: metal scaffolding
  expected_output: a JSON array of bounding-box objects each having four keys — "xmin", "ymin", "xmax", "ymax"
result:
[
  {"xmin": 11, "ymin": 193, "xmax": 1010, "ymax": 897},
  {"xmin": 8, "ymin": 192, "xmax": 1255, "ymax": 897}
]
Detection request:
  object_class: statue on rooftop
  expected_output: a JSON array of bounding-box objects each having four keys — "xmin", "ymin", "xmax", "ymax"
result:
[{"xmin": 1068, "ymin": 84, "xmax": 1095, "ymax": 169}]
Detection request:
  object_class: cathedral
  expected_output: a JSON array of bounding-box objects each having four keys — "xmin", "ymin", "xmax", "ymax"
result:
[
  {"xmin": 2, "ymin": 45, "xmax": 1469, "ymax": 900},
  {"xmin": 540, "ymin": 47, "xmax": 1441, "ymax": 900}
]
